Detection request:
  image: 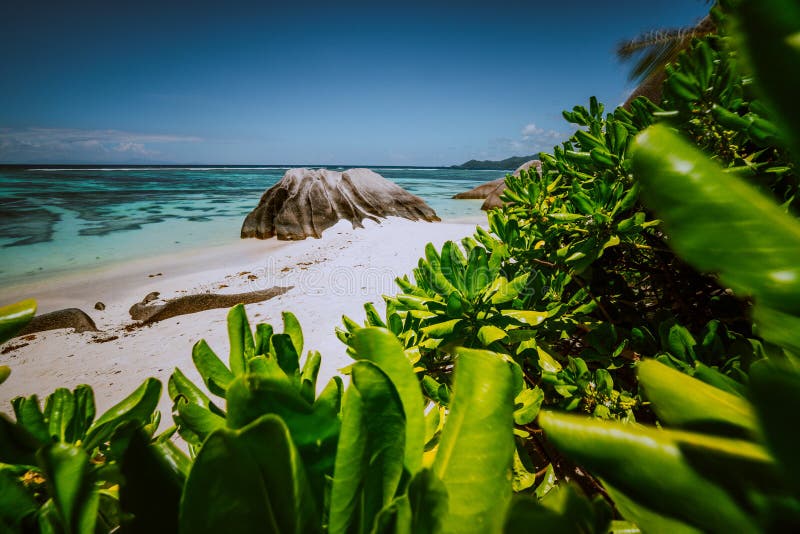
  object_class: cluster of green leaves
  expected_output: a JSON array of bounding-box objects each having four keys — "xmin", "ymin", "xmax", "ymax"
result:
[
  {"xmin": 543, "ymin": 68, "xmax": 800, "ymax": 532},
  {"xmin": 1, "ymin": 300, "xmax": 615, "ymax": 533},
  {"xmin": 337, "ymin": 0, "xmax": 797, "ymax": 513},
  {"xmin": 1, "ymin": 1, "xmax": 799, "ymax": 532},
  {"xmin": 538, "ymin": 0, "xmax": 800, "ymax": 530},
  {"xmin": 170, "ymin": 303, "xmax": 524, "ymax": 533},
  {"xmin": 340, "ymin": 78, "xmax": 765, "ymax": 423},
  {"xmin": 0, "ymin": 300, "xmax": 177, "ymax": 532}
]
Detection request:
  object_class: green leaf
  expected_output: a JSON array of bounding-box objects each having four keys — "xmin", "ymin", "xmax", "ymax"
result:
[
  {"xmin": 349, "ymin": 328, "xmax": 425, "ymax": 474},
  {"xmin": 432, "ymin": 348, "xmax": 515, "ymax": 534},
  {"xmin": 168, "ymin": 368, "xmax": 206, "ymax": 407},
  {"xmin": 489, "ymin": 273, "xmax": 529, "ymax": 305},
  {"xmin": 227, "ymin": 304, "xmax": 254, "ymax": 375},
  {"xmin": 0, "ymin": 366, "xmax": 10, "ymax": 386},
  {"xmin": 364, "ymin": 302, "xmax": 387, "ymax": 328},
  {"xmin": 637, "ymin": 360, "xmax": 757, "ymax": 434},
  {"xmin": 71, "ymin": 385, "xmax": 95, "ymax": 444},
  {"xmin": 737, "ymin": 0, "xmax": 800, "ymax": 159},
  {"xmin": 254, "ymin": 323, "xmax": 273, "ymax": 357},
  {"xmin": 538, "ymin": 412, "xmax": 761, "ymax": 533},
  {"xmin": 192, "ymin": 340, "xmax": 235, "ymax": 397},
  {"xmin": 14, "ymin": 395, "xmax": 50, "ymax": 444},
  {"xmin": 224, "ymin": 373, "xmax": 340, "ymax": 502},
  {"xmin": 0, "ymin": 299, "xmax": 36, "ymax": 345},
  {"xmin": 440, "ymin": 241, "xmax": 468, "ymax": 295},
  {"xmin": 83, "ymin": 378, "xmax": 161, "ymax": 450},
  {"xmin": 282, "ymin": 311, "xmax": 304, "ymax": 356},
  {"xmin": 180, "ymin": 415, "xmax": 316, "ymax": 534},
  {"xmin": 513, "ymin": 387, "xmax": 544, "ymax": 425},
  {"xmin": 477, "ymin": 325, "xmax": 508, "ymax": 347},
  {"xmin": 500, "ymin": 309, "xmax": 548, "ymax": 326},
  {"xmin": 271, "ymin": 333, "xmax": 300, "ymax": 378},
  {"xmin": 225, "ymin": 374, "xmax": 311, "ymax": 429},
  {"xmin": 46, "ymin": 388, "xmax": 76, "ymax": 443},
  {"xmin": 407, "ymin": 468, "xmax": 449, "ymax": 534},
  {"xmin": 465, "ymin": 246, "xmax": 491, "ymax": 300},
  {"xmin": 119, "ymin": 426, "xmax": 188, "ymax": 534},
  {"xmin": 38, "ymin": 443, "xmax": 99, "ymax": 534},
  {"xmin": 748, "ymin": 361, "xmax": 800, "ymax": 495},
  {"xmin": 299, "ymin": 350, "xmax": 321, "ymax": 404},
  {"xmin": 602, "ymin": 481, "xmax": 701, "ymax": 534},
  {"xmin": 329, "ymin": 361, "xmax": 406, "ymax": 534},
  {"xmin": 503, "ymin": 485, "xmax": 608, "ymax": 534},
  {"xmin": 173, "ymin": 398, "xmax": 226, "ymax": 441},
  {"xmin": 536, "ymin": 346, "xmax": 562, "ymax": 373},
  {"xmin": 421, "ymin": 319, "xmax": 461, "ymax": 338},
  {"xmin": 0, "ymin": 414, "xmax": 41, "ymax": 465},
  {"xmin": 633, "ymin": 124, "xmax": 800, "ymax": 315},
  {"xmin": 0, "ymin": 468, "xmax": 38, "ymax": 528}
]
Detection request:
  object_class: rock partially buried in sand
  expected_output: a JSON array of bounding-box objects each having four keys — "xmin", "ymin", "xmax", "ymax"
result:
[
  {"xmin": 129, "ymin": 287, "xmax": 293, "ymax": 325},
  {"xmin": 453, "ymin": 160, "xmax": 542, "ymax": 210},
  {"xmin": 19, "ymin": 308, "xmax": 99, "ymax": 336},
  {"xmin": 94, "ymin": 302, "xmax": 105, "ymax": 311},
  {"xmin": 241, "ymin": 168, "xmax": 440, "ymax": 241}
]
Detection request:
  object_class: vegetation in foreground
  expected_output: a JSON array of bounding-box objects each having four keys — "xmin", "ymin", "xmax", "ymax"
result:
[{"xmin": 1, "ymin": 0, "xmax": 800, "ymax": 532}]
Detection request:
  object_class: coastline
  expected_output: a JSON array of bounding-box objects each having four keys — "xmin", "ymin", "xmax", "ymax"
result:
[{"xmin": 0, "ymin": 217, "xmax": 482, "ymax": 420}]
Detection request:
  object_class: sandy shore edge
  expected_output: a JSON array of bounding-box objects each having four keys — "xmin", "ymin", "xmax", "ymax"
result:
[{"xmin": 0, "ymin": 217, "xmax": 480, "ymax": 420}]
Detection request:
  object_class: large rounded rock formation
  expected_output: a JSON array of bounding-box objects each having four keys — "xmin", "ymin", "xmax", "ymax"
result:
[
  {"xmin": 241, "ymin": 168, "xmax": 440, "ymax": 240},
  {"xmin": 453, "ymin": 160, "xmax": 542, "ymax": 210}
]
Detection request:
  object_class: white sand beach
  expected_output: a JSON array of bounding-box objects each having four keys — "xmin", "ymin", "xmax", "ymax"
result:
[{"xmin": 0, "ymin": 218, "xmax": 479, "ymax": 420}]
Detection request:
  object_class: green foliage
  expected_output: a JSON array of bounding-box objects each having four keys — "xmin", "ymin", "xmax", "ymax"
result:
[
  {"xmin": 3, "ymin": 2, "xmax": 799, "ymax": 532},
  {"xmin": 169, "ymin": 306, "xmax": 580, "ymax": 533},
  {"xmin": 539, "ymin": 4, "xmax": 800, "ymax": 528},
  {"xmin": 336, "ymin": 2, "xmax": 798, "ymax": 528},
  {"xmin": 0, "ymin": 299, "xmax": 37, "ymax": 385},
  {"xmin": 0, "ymin": 378, "xmax": 167, "ymax": 532}
]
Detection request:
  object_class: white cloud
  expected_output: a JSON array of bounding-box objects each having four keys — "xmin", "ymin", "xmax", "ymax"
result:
[
  {"xmin": 477, "ymin": 121, "xmax": 565, "ymax": 161},
  {"xmin": 0, "ymin": 127, "xmax": 201, "ymax": 162},
  {"xmin": 521, "ymin": 123, "xmax": 543, "ymax": 137},
  {"xmin": 521, "ymin": 122, "xmax": 562, "ymax": 141}
]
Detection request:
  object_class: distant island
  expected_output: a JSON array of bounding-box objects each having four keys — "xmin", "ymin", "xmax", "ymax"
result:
[{"xmin": 450, "ymin": 155, "xmax": 538, "ymax": 170}]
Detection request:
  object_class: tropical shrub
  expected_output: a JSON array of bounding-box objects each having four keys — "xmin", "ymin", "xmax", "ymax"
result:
[
  {"xmin": 337, "ymin": 0, "xmax": 798, "ymax": 510},
  {"xmin": 541, "ymin": 120, "xmax": 800, "ymax": 531},
  {"xmin": 539, "ymin": 0, "xmax": 800, "ymax": 530},
  {"xmin": 0, "ymin": 299, "xmax": 173, "ymax": 533},
  {"xmin": 170, "ymin": 304, "xmax": 522, "ymax": 533}
]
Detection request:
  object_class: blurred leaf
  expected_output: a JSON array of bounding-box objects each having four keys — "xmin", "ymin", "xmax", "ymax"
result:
[
  {"xmin": 38, "ymin": 443, "xmax": 98, "ymax": 534},
  {"xmin": 737, "ymin": 0, "xmax": 800, "ymax": 159},
  {"xmin": 0, "ymin": 468, "xmax": 37, "ymax": 528},
  {"xmin": 433, "ymin": 348, "xmax": 515, "ymax": 534},
  {"xmin": 633, "ymin": 125, "xmax": 800, "ymax": 317},
  {"xmin": 637, "ymin": 360, "xmax": 757, "ymax": 434},
  {"xmin": 0, "ymin": 299, "xmax": 36, "ymax": 345},
  {"xmin": 539, "ymin": 412, "xmax": 761, "ymax": 532},
  {"xmin": 748, "ymin": 361, "xmax": 800, "ymax": 495},
  {"xmin": 119, "ymin": 426, "xmax": 188, "ymax": 533}
]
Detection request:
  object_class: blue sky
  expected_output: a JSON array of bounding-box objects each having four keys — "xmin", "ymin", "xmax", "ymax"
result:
[{"xmin": 0, "ymin": 1, "xmax": 709, "ymax": 165}]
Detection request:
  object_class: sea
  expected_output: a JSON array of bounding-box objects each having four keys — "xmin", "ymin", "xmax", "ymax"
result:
[{"xmin": 0, "ymin": 165, "xmax": 505, "ymax": 286}]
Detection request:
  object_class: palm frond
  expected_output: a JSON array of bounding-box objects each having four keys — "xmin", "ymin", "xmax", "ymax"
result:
[{"xmin": 617, "ymin": 15, "xmax": 716, "ymax": 82}]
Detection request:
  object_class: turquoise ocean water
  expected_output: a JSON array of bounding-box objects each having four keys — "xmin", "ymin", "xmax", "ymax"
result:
[{"xmin": 0, "ymin": 166, "xmax": 505, "ymax": 285}]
